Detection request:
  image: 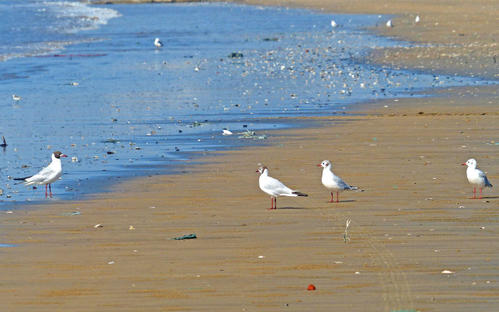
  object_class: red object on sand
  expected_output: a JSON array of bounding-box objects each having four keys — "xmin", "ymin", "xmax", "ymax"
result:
[{"xmin": 307, "ymin": 284, "xmax": 316, "ymax": 291}]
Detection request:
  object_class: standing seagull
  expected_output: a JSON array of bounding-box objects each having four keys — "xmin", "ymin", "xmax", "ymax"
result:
[
  {"xmin": 154, "ymin": 38, "xmax": 163, "ymax": 48},
  {"xmin": 14, "ymin": 151, "xmax": 68, "ymax": 198},
  {"xmin": 386, "ymin": 19, "xmax": 393, "ymax": 28},
  {"xmin": 462, "ymin": 158, "xmax": 493, "ymax": 199},
  {"xmin": 318, "ymin": 160, "xmax": 357, "ymax": 203},
  {"xmin": 257, "ymin": 165, "xmax": 307, "ymax": 210}
]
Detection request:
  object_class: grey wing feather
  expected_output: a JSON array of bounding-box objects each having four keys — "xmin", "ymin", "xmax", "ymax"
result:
[
  {"xmin": 337, "ymin": 178, "xmax": 352, "ymax": 190},
  {"xmin": 483, "ymin": 175, "xmax": 493, "ymax": 187},
  {"xmin": 26, "ymin": 166, "xmax": 55, "ymax": 183},
  {"xmin": 265, "ymin": 177, "xmax": 293, "ymax": 195},
  {"xmin": 479, "ymin": 171, "xmax": 493, "ymax": 187}
]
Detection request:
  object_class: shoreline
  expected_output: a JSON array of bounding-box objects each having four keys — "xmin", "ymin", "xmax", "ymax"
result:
[{"xmin": 1, "ymin": 0, "xmax": 498, "ymax": 311}]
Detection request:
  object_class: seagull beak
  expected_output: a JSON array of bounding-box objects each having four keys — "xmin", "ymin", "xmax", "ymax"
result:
[
  {"xmin": 316, "ymin": 164, "xmax": 322, "ymax": 167},
  {"xmin": 61, "ymin": 154, "xmax": 68, "ymax": 158},
  {"xmin": 461, "ymin": 163, "xmax": 466, "ymax": 166},
  {"xmin": 256, "ymin": 170, "xmax": 259, "ymax": 173}
]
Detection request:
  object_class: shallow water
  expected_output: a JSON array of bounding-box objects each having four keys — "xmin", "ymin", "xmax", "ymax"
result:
[{"xmin": 0, "ymin": 2, "xmax": 493, "ymax": 205}]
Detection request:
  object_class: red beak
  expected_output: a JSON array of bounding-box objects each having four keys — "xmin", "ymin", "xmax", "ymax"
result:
[
  {"xmin": 61, "ymin": 154, "xmax": 68, "ymax": 158},
  {"xmin": 316, "ymin": 164, "xmax": 322, "ymax": 167},
  {"xmin": 461, "ymin": 163, "xmax": 466, "ymax": 166}
]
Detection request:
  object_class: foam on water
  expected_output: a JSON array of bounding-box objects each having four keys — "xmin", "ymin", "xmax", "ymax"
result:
[
  {"xmin": 44, "ymin": 1, "xmax": 122, "ymax": 33},
  {"xmin": 0, "ymin": 0, "xmax": 120, "ymax": 62}
]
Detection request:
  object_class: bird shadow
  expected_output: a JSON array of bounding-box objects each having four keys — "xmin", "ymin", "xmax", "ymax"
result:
[
  {"xmin": 326, "ymin": 199, "xmax": 356, "ymax": 203},
  {"xmin": 276, "ymin": 206, "xmax": 308, "ymax": 210},
  {"xmin": 475, "ymin": 196, "xmax": 499, "ymax": 199}
]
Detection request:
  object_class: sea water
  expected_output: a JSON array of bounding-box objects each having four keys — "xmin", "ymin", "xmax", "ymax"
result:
[{"xmin": 0, "ymin": 1, "xmax": 491, "ymax": 205}]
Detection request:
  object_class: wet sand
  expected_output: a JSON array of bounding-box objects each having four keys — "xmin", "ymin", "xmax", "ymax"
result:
[{"xmin": 1, "ymin": 1, "xmax": 498, "ymax": 311}]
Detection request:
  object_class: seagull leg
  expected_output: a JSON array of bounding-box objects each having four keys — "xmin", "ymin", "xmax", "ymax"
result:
[
  {"xmin": 268, "ymin": 197, "xmax": 274, "ymax": 210},
  {"xmin": 473, "ymin": 187, "xmax": 476, "ymax": 199},
  {"xmin": 329, "ymin": 192, "xmax": 334, "ymax": 203},
  {"xmin": 274, "ymin": 197, "xmax": 277, "ymax": 209},
  {"xmin": 49, "ymin": 184, "xmax": 53, "ymax": 198},
  {"xmin": 45, "ymin": 184, "xmax": 48, "ymax": 198},
  {"xmin": 336, "ymin": 192, "xmax": 340, "ymax": 203},
  {"xmin": 479, "ymin": 188, "xmax": 483, "ymax": 199}
]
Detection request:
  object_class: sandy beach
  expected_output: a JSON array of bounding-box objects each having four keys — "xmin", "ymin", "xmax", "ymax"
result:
[{"xmin": 1, "ymin": 1, "xmax": 497, "ymax": 311}]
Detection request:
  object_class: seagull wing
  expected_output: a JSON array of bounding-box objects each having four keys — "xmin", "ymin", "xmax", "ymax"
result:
[
  {"xmin": 479, "ymin": 170, "xmax": 493, "ymax": 187},
  {"xmin": 335, "ymin": 176, "xmax": 354, "ymax": 190},
  {"xmin": 262, "ymin": 176, "xmax": 295, "ymax": 196},
  {"xmin": 25, "ymin": 165, "xmax": 56, "ymax": 184}
]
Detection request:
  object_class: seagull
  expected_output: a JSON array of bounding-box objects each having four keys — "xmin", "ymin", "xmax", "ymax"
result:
[
  {"xmin": 462, "ymin": 158, "xmax": 493, "ymax": 199},
  {"xmin": 386, "ymin": 19, "xmax": 393, "ymax": 28},
  {"xmin": 154, "ymin": 38, "xmax": 163, "ymax": 48},
  {"xmin": 14, "ymin": 151, "xmax": 68, "ymax": 198},
  {"xmin": 0, "ymin": 136, "xmax": 6, "ymax": 148},
  {"xmin": 222, "ymin": 128, "xmax": 233, "ymax": 136},
  {"xmin": 415, "ymin": 15, "xmax": 420, "ymax": 23},
  {"xmin": 257, "ymin": 165, "xmax": 308, "ymax": 209},
  {"xmin": 318, "ymin": 160, "xmax": 357, "ymax": 203},
  {"xmin": 330, "ymin": 20, "xmax": 338, "ymax": 28},
  {"xmin": 12, "ymin": 94, "xmax": 21, "ymax": 101}
]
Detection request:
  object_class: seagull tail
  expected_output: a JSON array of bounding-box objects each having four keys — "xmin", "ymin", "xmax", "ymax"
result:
[
  {"xmin": 13, "ymin": 177, "xmax": 30, "ymax": 181},
  {"xmin": 484, "ymin": 177, "xmax": 493, "ymax": 188},
  {"xmin": 292, "ymin": 191, "xmax": 308, "ymax": 197},
  {"xmin": 349, "ymin": 185, "xmax": 359, "ymax": 190}
]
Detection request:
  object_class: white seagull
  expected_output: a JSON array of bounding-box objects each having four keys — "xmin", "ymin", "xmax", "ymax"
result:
[
  {"xmin": 14, "ymin": 151, "xmax": 68, "ymax": 198},
  {"xmin": 386, "ymin": 19, "xmax": 393, "ymax": 28},
  {"xmin": 318, "ymin": 160, "xmax": 357, "ymax": 203},
  {"xmin": 330, "ymin": 19, "xmax": 338, "ymax": 28},
  {"xmin": 257, "ymin": 165, "xmax": 307, "ymax": 209},
  {"xmin": 462, "ymin": 158, "xmax": 493, "ymax": 199},
  {"xmin": 415, "ymin": 15, "xmax": 420, "ymax": 23},
  {"xmin": 222, "ymin": 128, "xmax": 233, "ymax": 136},
  {"xmin": 154, "ymin": 38, "xmax": 163, "ymax": 48},
  {"xmin": 12, "ymin": 94, "xmax": 21, "ymax": 101}
]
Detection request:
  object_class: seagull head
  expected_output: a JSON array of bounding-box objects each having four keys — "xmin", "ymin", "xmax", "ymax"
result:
[
  {"xmin": 53, "ymin": 151, "xmax": 68, "ymax": 159},
  {"xmin": 256, "ymin": 165, "xmax": 268, "ymax": 174},
  {"xmin": 462, "ymin": 158, "xmax": 477, "ymax": 168},
  {"xmin": 317, "ymin": 160, "xmax": 331, "ymax": 168}
]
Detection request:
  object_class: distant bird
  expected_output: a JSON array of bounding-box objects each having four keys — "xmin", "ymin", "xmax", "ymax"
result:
[
  {"xmin": 330, "ymin": 20, "xmax": 338, "ymax": 28},
  {"xmin": 257, "ymin": 165, "xmax": 307, "ymax": 209},
  {"xmin": 318, "ymin": 160, "xmax": 357, "ymax": 203},
  {"xmin": 14, "ymin": 151, "xmax": 68, "ymax": 198},
  {"xmin": 154, "ymin": 37, "xmax": 163, "ymax": 48},
  {"xmin": 386, "ymin": 19, "xmax": 393, "ymax": 28},
  {"xmin": 222, "ymin": 128, "xmax": 233, "ymax": 136},
  {"xmin": 462, "ymin": 158, "xmax": 493, "ymax": 199},
  {"xmin": 0, "ymin": 136, "xmax": 6, "ymax": 148},
  {"xmin": 415, "ymin": 15, "xmax": 420, "ymax": 23},
  {"xmin": 12, "ymin": 94, "xmax": 21, "ymax": 101}
]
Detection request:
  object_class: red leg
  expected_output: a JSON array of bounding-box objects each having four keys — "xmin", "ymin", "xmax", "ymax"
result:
[
  {"xmin": 45, "ymin": 184, "xmax": 48, "ymax": 198},
  {"xmin": 329, "ymin": 192, "xmax": 334, "ymax": 203},
  {"xmin": 49, "ymin": 184, "xmax": 53, "ymax": 198},
  {"xmin": 473, "ymin": 187, "xmax": 476, "ymax": 199},
  {"xmin": 479, "ymin": 188, "xmax": 483, "ymax": 199},
  {"xmin": 268, "ymin": 197, "xmax": 273, "ymax": 210},
  {"xmin": 336, "ymin": 192, "xmax": 340, "ymax": 203},
  {"xmin": 274, "ymin": 197, "xmax": 277, "ymax": 209}
]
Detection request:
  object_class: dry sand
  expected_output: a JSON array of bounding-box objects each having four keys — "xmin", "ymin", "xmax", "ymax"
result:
[{"xmin": 1, "ymin": 1, "xmax": 498, "ymax": 311}]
